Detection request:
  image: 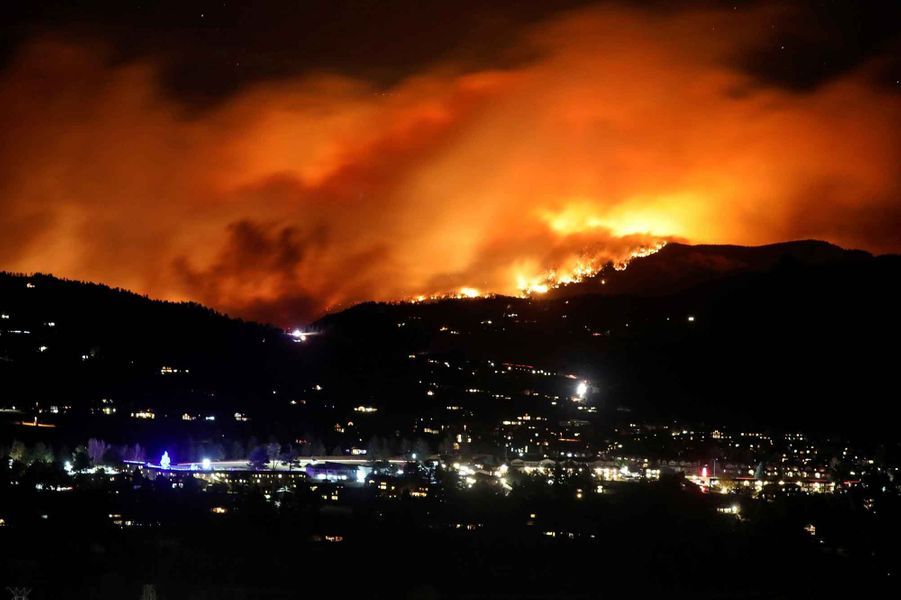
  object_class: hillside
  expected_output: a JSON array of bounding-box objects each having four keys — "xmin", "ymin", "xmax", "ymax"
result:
[
  {"xmin": 3, "ymin": 240, "xmax": 900, "ymax": 444},
  {"xmin": 546, "ymin": 240, "xmax": 872, "ymax": 298},
  {"xmin": 0, "ymin": 272, "xmax": 311, "ymax": 423},
  {"xmin": 316, "ymin": 241, "xmax": 901, "ymax": 435}
]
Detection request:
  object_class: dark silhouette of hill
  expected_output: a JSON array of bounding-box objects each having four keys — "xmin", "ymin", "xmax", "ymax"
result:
[
  {"xmin": 316, "ymin": 241, "xmax": 901, "ymax": 437},
  {"xmin": 546, "ymin": 240, "xmax": 872, "ymax": 298},
  {"xmin": 3, "ymin": 239, "xmax": 899, "ymax": 440},
  {"xmin": 0, "ymin": 272, "xmax": 311, "ymax": 419}
]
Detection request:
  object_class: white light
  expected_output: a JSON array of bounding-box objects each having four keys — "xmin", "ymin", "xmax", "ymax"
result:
[
  {"xmin": 160, "ymin": 451, "xmax": 171, "ymax": 469},
  {"xmin": 576, "ymin": 381, "xmax": 588, "ymax": 399},
  {"xmin": 201, "ymin": 458, "xmax": 212, "ymax": 470}
]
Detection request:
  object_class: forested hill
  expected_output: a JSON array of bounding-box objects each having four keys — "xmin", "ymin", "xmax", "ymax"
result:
[
  {"xmin": 3, "ymin": 239, "xmax": 900, "ymax": 437},
  {"xmin": 0, "ymin": 272, "xmax": 309, "ymax": 415},
  {"xmin": 316, "ymin": 241, "xmax": 901, "ymax": 435}
]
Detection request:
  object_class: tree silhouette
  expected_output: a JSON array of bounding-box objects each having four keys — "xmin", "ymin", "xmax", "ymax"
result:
[
  {"xmin": 248, "ymin": 446, "xmax": 268, "ymax": 470},
  {"xmin": 266, "ymin": 442, "xmax": 282, "ymax": 469}
]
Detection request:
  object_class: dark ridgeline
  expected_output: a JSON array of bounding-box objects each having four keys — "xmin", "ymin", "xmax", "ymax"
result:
[
  {"xmin": 2, "ymin": 239, "xmax": 900, "ymax": 438},
  {"xmin": 0, "ymin": 271, "xmax": 307, "ymax": 400},
  {"xmin": 315, "ymin": 240, "xmax": 901, "ymax": 437},
  {"xmin": 546, "ymin": 239, "xmax": 874, "ymax": 298}
]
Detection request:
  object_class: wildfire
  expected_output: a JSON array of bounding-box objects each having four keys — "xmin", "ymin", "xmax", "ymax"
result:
[
  {"xmin": 516, "ymin": 240, "xmax": 668, "ymax": 296},
  {"xmin": 409, "ymin": 286, "xmax": 490, "ymax": 303},
  {"xmin": 4, "ymin": 4, "xmax": 896, "ymax": 327},
  {"xmin": 613, "ymin": 241, "xmax": 668, "ymax": 271},
  {"xmin": 412, "ymin": 240, "xmax": 668, "ymax": 303}
]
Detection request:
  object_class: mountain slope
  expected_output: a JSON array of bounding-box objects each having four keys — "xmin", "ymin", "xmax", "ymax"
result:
[
  {"xmin": 546, "ymin": 239, "xmax": 872, "ymax": 299},
  {"xmin": 315, "ymin": 241, "xmax": 901, "ymax": 435},
  {"xmin": 0, "ymin": 272, "xmax": 311, "ymax": 416},
  {"xmin": 3, "ymin": 240, "xmax": 899, "ymax": 440}
]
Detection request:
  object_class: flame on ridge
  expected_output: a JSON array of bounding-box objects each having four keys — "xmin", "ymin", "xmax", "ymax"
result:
[
  {"xmin": 410, "ymin": 240, "xmax": 667, "ymax": 303},
  {"xmin": 516, "ymin": 240, "xmax": 668, "ymax": 296}
]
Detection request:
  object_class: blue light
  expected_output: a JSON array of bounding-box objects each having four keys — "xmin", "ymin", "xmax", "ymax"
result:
[{"xmin": 160, "ymin": 451, "xmax": 171, "ymax": 469}]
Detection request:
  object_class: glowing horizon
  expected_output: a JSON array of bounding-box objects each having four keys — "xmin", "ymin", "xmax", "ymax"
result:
[{"xmin": 1, "ymin": 5, "xmax": 898, "ymax": 325}]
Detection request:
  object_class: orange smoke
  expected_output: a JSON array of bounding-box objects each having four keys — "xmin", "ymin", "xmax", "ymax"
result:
[{"xmin": 0, "ymin": 6, "xmax": 898, "ymax": 324}]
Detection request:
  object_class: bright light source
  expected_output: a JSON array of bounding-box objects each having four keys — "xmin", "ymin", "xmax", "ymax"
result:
[
  {"xmin": 687, "ymin": 315, "xmax": 695, "ymax": 322},
  {"xmin": 201, "ymin": 458, "xmax": 212, "ymax": 470},
  {"xmin": 160, "ymin": 451, "xmax": 171, "ymax": 470},
  {"xmin": 576, "ymin": 381, "xmax": 588, "ymax": 399}
]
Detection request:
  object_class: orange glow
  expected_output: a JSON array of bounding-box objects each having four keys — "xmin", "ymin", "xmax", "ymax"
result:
[
  {"xmin": 508, "ymin": 240, "xmax": 668, "ymax": 297},
  {"xmin": 0, "ymin": 5, "xmax": 898, "ymax": 324}
]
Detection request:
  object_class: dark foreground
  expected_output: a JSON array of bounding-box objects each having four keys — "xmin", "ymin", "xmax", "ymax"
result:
[{"xmin": 2, "ymin": 474, "xmax": 896, "ymax": 599}]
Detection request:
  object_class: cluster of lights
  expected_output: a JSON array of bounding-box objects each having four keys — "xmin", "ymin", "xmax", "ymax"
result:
[{"xmin": 160, "ymin": 366, "xmax": 189, "ymax": 375}]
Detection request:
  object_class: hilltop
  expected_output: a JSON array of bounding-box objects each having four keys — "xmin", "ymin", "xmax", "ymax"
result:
[{"xmin": 2, "ymin": 240, "xmax": 900, "ymax": 441}]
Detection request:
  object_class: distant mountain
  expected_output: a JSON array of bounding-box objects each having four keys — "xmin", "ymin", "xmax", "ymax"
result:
[
  {"xmin": 0, "ymin": 272, "xmax": 311, "ymax": 425},
  {"xmin": 316, "ymin": 241, "xmax": 901, "ymax": 436},
  {"xmin": 3, "ymin": 240, "xmax": 899, "ymax": 443},
  {"xmin": 546, "ymin": 240, "xmax": 872, "ymax": 299}
]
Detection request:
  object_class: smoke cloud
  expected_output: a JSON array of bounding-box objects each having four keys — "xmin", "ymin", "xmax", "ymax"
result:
[{"xmin": 0, "ymin": 5, "xmax": 898, "ymax": 324}]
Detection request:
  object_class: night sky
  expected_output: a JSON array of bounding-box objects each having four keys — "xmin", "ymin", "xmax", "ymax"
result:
[{"xmin": 1, "ymin": 1, "xmax": 899, "ymax": 324}]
